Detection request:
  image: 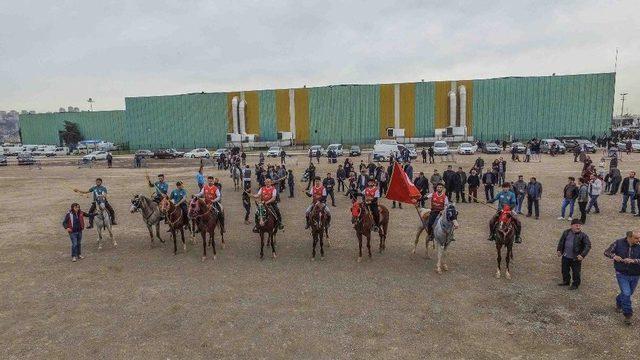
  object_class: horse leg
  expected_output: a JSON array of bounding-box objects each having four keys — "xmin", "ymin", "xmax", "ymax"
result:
[
  {"xmin": 441, "ymin": 245, "xmax": 449, "ymax": 271},
  {"xmin": 156, "ymin": 223, "xmax": 164, "ymax": 243},
  {"xmin": 210, "ymin": 230, "xmax": 217, "ymax": 260},
  {"xmin": 496, "ymin": 243, "xmax": 502, "ymax": 278},
  {"xmin": 147, "ymin": 225, "xmax": 154, "ymax": 247},
  {"xmin": 381, "ymin": 222, "xmax": 387, "ymax": 250},
  {"xmin": 357, "ymin": 233, "xmax": 363, "ymax": 262},
  {"xmin": 97, "ymin": 228, "xmax": 103, "ymax": 250},
  {"xmin": 312, "ymin": 232, "xmax": 317, "ymax": 259},
  {"xmin": 201, "ymin": 229, "xmax": 207, "ymax": 262},
  {"xmin": 220, "ymin": 222, "xmax": 225, "ymax": 249},
  {"xmin": 505, "ymin": 243, "xmax": 513, "ymax": 279},
  {"xmin": 436, "ymin": 245, "xmax": 444, "ymax": 274},
  {"xmin": 413, "ymin": 226, "xmax": 423, "ymax": 254},
  {"xmin": 180, "ymin": 228, "xmax": 186, "ymax": 252},
  {"xmin": 108, "ymin": 225, "xmax": 116, "ymax": 248},
  {"xmin": 319, "ymin": 231, "xmax": 324, "ymax": 259},
  {"xmin": 270, "ymin": 233, "xmax": 276, "ymax": 259},
  {"xmin": 366, "ymin": 233, "xmax": 372, "ymax": 259},
  {"xmin": 260, "ymin": 232, "xmax": 264, "ymax": 260},
  {"xmin": 172, "ymin": 229, "xmax": 177, "ymax": 255}
]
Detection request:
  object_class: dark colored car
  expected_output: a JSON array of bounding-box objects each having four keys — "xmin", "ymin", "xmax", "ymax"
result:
[
  {"xmin": 0, "ymin": 155, "xmax": 7, "ymax": 166},
  {"xmin": 17, "ymin": 153, "xmax": 35, "ymax": 165},
  {"xmin": 349, "ymin": 145, "xmax": 361, "ymax": 156},
  {"xmin": 152, "ymin": 149, "xmax": 183, "ymax": 159}
]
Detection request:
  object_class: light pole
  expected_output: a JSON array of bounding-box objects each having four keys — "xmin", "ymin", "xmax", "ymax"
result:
[
  {"xmin": 87, "ymin": 98, "xmax": 94, "ymax": 111},
  {"xmin": 620, "ymin": 93, "xmax": 628, "ymax": 117}
]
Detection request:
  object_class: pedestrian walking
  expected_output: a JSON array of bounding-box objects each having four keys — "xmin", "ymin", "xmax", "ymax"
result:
[
  {"xmin": 323, "ymin": 173, "xmax": 336, "ymax": 206},
  {"xmin": 336, "ymin": 165, "xmax": 346, "ymax": 192},
  {"xmin": 242, "ymin": 186, "xmax": 251, "ymax": 224},
  {"xmin": 62, "ymin": 203, "xmax": 88, "ymax": 262},
  {"xmin": 556, "ymin": 219, "xmax": 591, "ymax": 290},
  {"xmin": 620, "ymin": 171, "xmax": 638, "ymax": 214},
  {"xmin": 106, "ymin": 152, "xmax": 113, "ymax": 168},
  {"xmin": 604, "ymin": 231, "xmax": 640, "ymax": 325},
  {"xmin": 287, "ymin": 169, "xmax": 294, "ymax": 198},
  {"xmin": 482, "ymin": 170, "xmax": 496, "ymax": 201},
  {"xmin": 512, "ymin": 175, "xmax": 527, "ymax": 214},
  {"xmin": 526, "ymin": 177, "xmax": 542, "ymax": 219},
  {"xmin": 586, "ymin": 174, "xmax": 602, "ymax": 214},
  {"xmin": 577, "ymin": 177, "xmax": 589, "ymax": 224},
  {"xmin": 421, "ymin": 148, "xmax": 427, "ymax": 164},
  {"xmin": 427, "ymin": 146, "xmax": 435, "ymax": 164},
  {"xmin": 558, "ymin": 177, "xmax": 578, "ymax": 221}
]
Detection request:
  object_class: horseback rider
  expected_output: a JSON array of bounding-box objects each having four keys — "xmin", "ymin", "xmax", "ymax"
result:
[
  {"xmin": 148, "ymin": 174, "xmax": 169, "ymax": 203},
  {"xmin": 305, "ymin": 177, "xmax": 331, "ymax": 229},
  {"xmin": 363, "ymin": 177, "xmax": 381, "ymax": 232},
  {"xmin": 425, "ymin": 183, "xmax": 449, "ymax": 239},
  {"xmin": 488, "ymin": 182, "xmax": 522, "ymax": 243},
  {"xmin": 242, "ymin": 164, "xmax": 252, "ymax": 190},
  {"xmin": 250, "ymin": 178, "xmax": 284, "ymax": 231},
  {"xmin": 194, "ymin": 176, "xmax": 225, "ymax": 229},
  {"xmin": 169, "ymin": 181, "xmax": 189, "ymax": 226},
  {"xmin": 75, "ymin": 178, "xmax": 117, "ymax": 228}
]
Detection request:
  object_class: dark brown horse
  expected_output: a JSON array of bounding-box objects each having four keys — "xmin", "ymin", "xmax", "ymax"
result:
[
  {"xmin": 351, "ymin": 202, "xmax": 389, "ymax": 262},
  {"xmin": 309, "ymin": 202, "xmax": 330, "ymax": 260},
  {"xmin": 255, "ymin": 202, "xmax": 278, "ymax": 259},
  {"xmin": 159, "ymin": 197, "xmax": 190, "ymax": 255},
  {"xmin": 494, "ymin": 210, "xmax": 515, "ymax": 279},
  {"xmin": 188, "ymin": 197, "xmax": 224, "ymax": 261}
]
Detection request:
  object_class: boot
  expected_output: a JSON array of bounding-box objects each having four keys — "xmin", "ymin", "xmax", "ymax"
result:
[
  {"xmin": 515, "ymin": 230, "xmax": 522, "ymax": 243},
  {"xmin": 305, "ymin": 215, "xmax": 310, "ymax": 229}
]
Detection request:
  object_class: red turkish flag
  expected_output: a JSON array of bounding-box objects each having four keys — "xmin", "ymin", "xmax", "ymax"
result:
[{"xmin": 385, "ymin": 162, "xmax": 421, "ymax": 204}]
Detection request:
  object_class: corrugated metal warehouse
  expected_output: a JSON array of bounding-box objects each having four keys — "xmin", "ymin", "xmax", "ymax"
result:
[{"xmin": 19, "ymin": 72, "xmax": 615, "ymax": 148}]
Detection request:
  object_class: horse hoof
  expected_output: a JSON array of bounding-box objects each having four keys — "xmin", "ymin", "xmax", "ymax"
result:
[
  {"xmin": 113, "ymin": 243, "xmax": 118, "ymax": 248},
  {"xmin": 201, "ymin": 257, "xmax": 206, "ymax": 262},
  {"xmin": 272, "ymin": 253, "xmax": 277, "ymax": 259},
  {"xmin": 213, "ymin": 255, "xmax": 216, "ymax": 260},
  {"xmin": 320, "ymin": 256, "xmax": 324, "ymax": 261},
  {"xmin": 412, "ymin": 248, "xmax": 416, "ymax": 255},
  {"xmin": 311, "ymin": 257, "xmax": 315, "ymax": 261},
  {"xmin": 505, "ymin": 272, "xmax": 511, "ymax": 280},
  {"xmin": 495, "ymin": 271, "xmax": 501, "ymax": 279},
  {"xmin": 442, "ymin": 265, "xmax": 449, "ymax": 271},
  {"xmin": 436, "ymin": 268, "xmax": 442, "ymax": 274},
  {"xmin": 98, "ymin": 245, "xmax": 102, "ymax": 250},
  {"xmin": 357, "ymin": 257, "xmax": 362, "ymax": 263}
]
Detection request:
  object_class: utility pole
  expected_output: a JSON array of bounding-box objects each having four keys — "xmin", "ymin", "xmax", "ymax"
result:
[
  {"xmin": 87, "ymin": 98, "xmax": 94, "ymax": 111},
  {"xmin": 620, "ymin": 93, "xmax": 628, "ymax": 117}
]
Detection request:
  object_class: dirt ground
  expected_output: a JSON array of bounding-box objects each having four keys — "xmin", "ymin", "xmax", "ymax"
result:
[{"xmin": 1, "ymin": 151, "xmax": 639, "ymax": 359}]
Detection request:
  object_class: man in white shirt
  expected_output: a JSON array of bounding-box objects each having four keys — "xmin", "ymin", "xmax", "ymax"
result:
[{"xmin": 586, "ymin": 174, "xmax": 602, "ymax": 214}]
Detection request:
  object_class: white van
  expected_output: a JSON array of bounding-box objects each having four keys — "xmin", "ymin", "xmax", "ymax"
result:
[
  {"xmin": 327, "ymin": 144, "xmax": 343, "ymax": 156},
  {"xmin": 44, "ymin": 146, "xmax": 69, "ymax": 157},
  {"xmin": 373, "ymin": 139, "xmax": 406, "ymax": 161}
]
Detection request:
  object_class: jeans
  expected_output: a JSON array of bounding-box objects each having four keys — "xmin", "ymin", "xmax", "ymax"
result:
[
  {"xmin": 484, "ymin": 185, "xmax": 494, "ymax": 201},
  {"xmin": 337, "ymin": 179, "xmax": 345, "ymax": 192},
  {"xmin": 616, "ymin": 273, "xmax": 639, "ymax": 316},
  {"xmin": 70, "ymin": 232, "xmax": 82, "ymax": 258},
  {"xmin": 498, "ymin": 172, "xmax": 505, "ymax": 185},
  {"xmin": 468, "ymin": 187, "xmax": 478, "ymax": 202},
  {"xmin": 288, "ymin": 183, "xmax": 294, "ymax": 197},
  {"xmin": 455, "ymin": 190, "xmax": 466, "ymax": 203},
  {"xmin": 327, "ymin": 190, "xmax": 335, "ymax": 206},
  {"xmin": 621, "ymin": 193, "xmax": 636, "ymax": 213},
  {"xmin": 516, "ymin": 194, "xmax": 525, "ymax": 213},
  {"xmin": 243, "ymin": 203, "xmax": 250, "ymax": 221},
  {"xmin": 561, "ymin": 198, "xmax": 575, "ymax": 218},
  {"xmin": 561, "ymin": 256, "xmax": 582, "ymax": 286},
  {"xmin": 527, "ymin": 197, "xmax": 539, "ymax": 217},
  {"xmin": 586, "ymin": 195, "xmax": 600, "ymax": 213}
]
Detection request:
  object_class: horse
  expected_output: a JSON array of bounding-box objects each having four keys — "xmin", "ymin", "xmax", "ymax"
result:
[
  {"xmin": 231, "ymin": 164, "xmax": 241, "ymax": 191},
  {"xmin": 255, "ymin": 202, "xmax": 278, "ymax": 259},
  {"xmin": 494, "ymin": 208, "xmax": 516, "ymax": 279},
  {"xmin": 188, "ymin": 197, "xmax": 224, "ymax": 261},
  {"xmin": 350, "ymin": 201, "xmax": 389, "ymax": 262},
  {"xmin": 309, "ymin": 202, "xmax": 330, "ymax": 260},
  {"xmin": 413, "ymin": 204, "xmax": 459, "ymax": 274},
  {"xmin": 159, "ymin": 197, "xmax": 190, "ymax": 255},
  {"xmin": 130, "ymin": 194, "xmax": 164, "ymax": 247},
  {"xmin": 94, "ymin": 195, "xmax": 116, "ymax": 250}
]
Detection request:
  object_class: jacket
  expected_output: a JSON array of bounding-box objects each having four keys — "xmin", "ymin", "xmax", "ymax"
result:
[
  {"xmin": 557, "ymin": 229, "xmax": 591, "ymax": 258},
  {"xmin": 620, "ymin": 177, "xmax": 639, "ymax": 195},
  {"xmin": 562, "ymin": 183, "xmax": 578, "ymax": 200},
  {"xmin": 589, "ymin": 178, "xmax": 602, "ymax": 196},
  {"xmin": 456, "ymin": 171, "xmax": 467, "ymax": 191},
  {"xmin": 62, "ymin": 211, "xmax": 86, "ymax": 233},
  {"xmin": 604, "ymin": 238, "xmax": 640, "ymax": 276},
  {"xmin": 512, "ymin": 180, "xmax": 527, "ymax": 196},
  {"xmin": 482, "ymin": 172, "xmax": 496, "ymax": 186},
  {"xmin": 526, "ymin": 181, "xmax": 543, "ymax": 198},
  {"xmin": 442, "ymin": 170, "xmax": 457, "ymax": 188},
  {"xmin": 413, "ymin": 176, "xmax": 429, "ymax": 194},
  {"xmin": 467, "ymin": 174, "xmax": 480, "ymax": 188},
  {"xmin": 577, "ymin": 184, "xmax": 589, "ymax": 202},
  {"xmin": 430, "ymin": 174, "xmax": 442, "ymax": 186}
]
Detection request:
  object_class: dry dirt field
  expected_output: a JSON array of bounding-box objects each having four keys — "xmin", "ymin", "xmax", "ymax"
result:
[{"xmin": 1, "ymin": 152, "xmax": 639, "ymax": 359}]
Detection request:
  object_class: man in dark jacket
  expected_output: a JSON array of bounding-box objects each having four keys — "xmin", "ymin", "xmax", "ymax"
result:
[
  {"xmin": 482, "ymin": 170, "xmax": 496, "ymax": 201},
  {"xmin": 526, "ymin": 177, "xmax": 543, "ymax": 219},
  {"xmin": 559, "ymin": 177, "xmax": 578, "ymax": 220},
  {"xmin": 442, "ymin": 165, "xmax": 457, "ymax": 200},
  {"xmin": 413, "ymin": 172, "xmax": 430, "ymax": 207},
  {"xmin": 474, "ymin": 157, "xmax": 485, "ymax": 176},
  {"xmin": 323, "ymin": 173, "xmax": 336, "ymax": 206},
  {"xmin": 357, "ymin": 169, "xmax": 368, "ymax": 191},
  {"xmin": 62, "ymin": 203, "xmax": 89, "ymax": 262},
  {"xmin": 455, "ymin": 167, "xmax": 467, "ymax": 203},
  {"xmin": 620, "ymin": 171, "xmax": 639, "ymax": 214},
  {"xmin": 421, "ymin": 148, "xmax": 427, "ymax": 163},
  {"xmin": 305, "ymin": 162, "xmax": 316, "ymax": 190},
  {"xmin": 604, "ymin": 231, "xmax": 640, "ymax": 325},
  {"xmin": 336, "ymin": 165, "xmax": 346, "ymax": 192},
  {"xmin": 556, "ymin": 219, "xmax": 591, "ymax": 290},
  {"xmin": 427, "ymin": 146, "xmax": 435, "ymax": 164},
  {"xmin": 467, "ymin": 169, "xmax": 480, "ymax": 203},
  {"xmin": 609, "ymin": 167, "xmax": 622, "ymax": 195}
]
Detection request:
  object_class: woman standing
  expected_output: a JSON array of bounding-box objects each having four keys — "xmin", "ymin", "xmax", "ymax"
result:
[{"xmin": 62, "ymin": 203, "xmax": 88, "ymax": 262}]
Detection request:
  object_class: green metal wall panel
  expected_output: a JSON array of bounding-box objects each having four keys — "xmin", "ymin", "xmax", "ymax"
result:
[
  {"xmin": 472, "ymin": 73, "xmax": 614, "ymax": 141},
  {"xmin": 124, "ymin": 93, "xmax": 227, "ymax": 150},
  {"xmin": 258, "ymin": 90, "xmax": 277, "ymax": 141},
  {"xmin": 309, "ymin": 85, "xmax": 379, "ymax": 146},
  {"xmin": 20, "ymin": 111, "xmax": 125, "ymax": 145},
  {"xmin": 414, "ymin": 81, "xmax": 435, "ymax": 137}
]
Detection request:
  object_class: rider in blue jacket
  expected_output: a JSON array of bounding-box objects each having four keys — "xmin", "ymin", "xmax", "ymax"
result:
[{"xmin": 488, "ymin": 182, "xmax": 522, "ymax": 243}]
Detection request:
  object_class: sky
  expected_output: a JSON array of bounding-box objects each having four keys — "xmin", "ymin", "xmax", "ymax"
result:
[{"xmin": 1, "ymin": 0, "xmax": 638, "ymax": 115}]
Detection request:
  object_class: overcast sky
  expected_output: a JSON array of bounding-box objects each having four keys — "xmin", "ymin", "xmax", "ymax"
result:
[{"xmin": 1, "ymin": 0, "xmax": 638, "ymax": 115}]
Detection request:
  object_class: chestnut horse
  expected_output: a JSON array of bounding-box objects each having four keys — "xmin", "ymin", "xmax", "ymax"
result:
[
  {"xmin": 494, "ymin": 210, "xmax": 515, "ymax": 279},
  {"xmin": 350, "ymin": 201, "xmax": 389, "ymax": 262},
  {"xmin": 255, "ymin": 202, "xmax": 278, "ymax": 259},
  {"xmin": 159, "ymin": 197, "xmax": 190, "ymax": 255},
  {"xmin": 188, "ymin": 197, "xmax": 224, "ymax": 261},
  {"xmin": 309, "ymin": 202, "xmax": 330, "ymax": 260}
]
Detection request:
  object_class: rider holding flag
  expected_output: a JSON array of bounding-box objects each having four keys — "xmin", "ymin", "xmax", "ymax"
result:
[
  {"xmin": 487, "ymin": 182, "xmax": 522, "ymax": 243},
  {"xmin": 305, "ymin": 177, "xmax": 331, "ymax": 229},
  {"xmin": 250, "ymin": 178, "xmax": 284, "ymax": 232},
  {"xmin": 74, "ymin": 178, "xmax": 116, "ymax": 228}
]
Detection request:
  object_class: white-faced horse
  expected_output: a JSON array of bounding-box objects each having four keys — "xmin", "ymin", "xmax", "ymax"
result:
[
  {"xmin": 94, "ymin": 195, "xmax": 116, "ymax": 250},
  {"xmin": 414, "ymin": 204, "xmax": 459, "ymax": 274}
]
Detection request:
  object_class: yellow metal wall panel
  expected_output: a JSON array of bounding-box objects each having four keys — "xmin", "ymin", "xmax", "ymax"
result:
[
  {"xmin": 244, "ymin": 91, "xmax": 260, "ymax": 135},
  {"xmin": 275, "ymin": 89, "xmax": 290, "ymax": 132},
  {"xmin": 227, "ymin": 92, "xmax": 240, "ymax": 132},
  {"xmin": 434, "ymin": 81, "xmax": 451, "ymax": 129},
  {"xmin": 379, "ymin": 84, "xmax": 394, "ymax": 138},
  {"xmin": 399, "ymin": 83, "xmax": 416, "ymax": 137},
  {"xmin": 294, "ymin": 88, "xmax": 310, "ymax": 144},
  {"xmin": 458, "ymin": 80, "xmax": 473, "ymax": 135}
]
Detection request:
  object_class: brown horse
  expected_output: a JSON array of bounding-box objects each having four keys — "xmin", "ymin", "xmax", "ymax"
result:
[
  {"xmin": 351, "ymin": 201, "xmax": 389, "ymax": 262},
  {"xmin": 309, "ymin": 202, "xmax": 330, "ymax": 260},
  {"xmin": 159, "ymin": 197, "xmax": 190, "ymax": 255},
  {"xmin": 255, "ymin": 202, "xmax": 278, "ymax": 259},
  {"xmin": 188, "ymin": 197, "xmax": 224, "ymax": 261},
  {"xmin": 494, "ymin": 211, "xmax": 515, "ymax": 279}
]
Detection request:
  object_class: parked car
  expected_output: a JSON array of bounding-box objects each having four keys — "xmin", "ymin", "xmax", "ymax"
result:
[
  {"xmin": 167, "ymin": 148, "xmax": 184, "ymax": 157},
  {"xmin": 0, "ymin": 155, "xmax": 7, "ymax": 166},
  {"xmin": 617, "ymin": 140, "xmax": 640, "ymax": 152},
  {"xmin": 574, "ymin": 139, "xmax": 596, "ymax": 153},
  {"xmin": 404, "ymin": 144, "xmax": 418, "ymax": 159},
  {"xmin": 135, "ymin": 149, "xmax": 154, "ymax": 158},
  {"xmin": 540, "ymin": 139, "xmax": 567, "ymax": 154},
  {"xmin": 17, "ymin": 153, "xmax": 36, "ymax": 165},
  {"xmin": 327, "ymin": 144, "xmax": 343, "ymax": 157},
  {"xmin": 510, "ymin": 142, "xmax": 526, "ymax": 153},
  {"xmin": 482, "ymin": 143, "xmax": 502, "ymax": 154},
  {"xmin": 457, "ymin": 142, "xmax": 477, "ymax": 155},
  {"xmin": 433, "ymin": 141, "xmax": 450, "ymax": 156},
  {"xmin": 309, "ymin": 145, "xmax": 325, "ymax": 157},
  {"xmin": 184, "ymin": 148, "xmax": 211, "ymax": 158},
  {"xmin": 3, "ymin": 146, "xmax": 25, "ymax": 156},
  {"xmin": 373, "ymin": 141, "xmax": 402, "ymax": 161},
  {"xmin": 267, "ymin": 146, "xmax": 282, "ymax": 157},
  {"xmin": 152, "ymin": 149, "xmax": 182, "ymax": 159},
  {"xmin": 212, "ymin": 148, "xmax": 229, "ymax": 159},
  {"xmin": 44, "ymin": 146, "xmax": 69, "ymax": 157},
  {"xmin": 83, "ymin": 151, "xmax": 109, "ymax": 161},
  {"xmin": 349, "ymin": 145, "xmax": 361, "ymax": 157}
]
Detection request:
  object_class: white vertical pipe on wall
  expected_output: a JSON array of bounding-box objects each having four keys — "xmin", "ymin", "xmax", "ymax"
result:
[
  {"xmin": 458, "ymin": 85, "xmax": 467, "ymax": 129},
  {"xmin": 289, "ymin": 89, "xmax": 296, "ymax": 139},
  {"xmin": 394, "ymin": 83, "xmax": 400, "ymax": 129},
  {"xmin": 239, "ymin": 100, "xmax": 247, "ymax": 134},
  {"xmin": 448, "ymin": 89, "xmax": 457, "ymax": 128},
  {"xmin": 231, "ymin": 96, "xmax": 239, "ymax": 134}
]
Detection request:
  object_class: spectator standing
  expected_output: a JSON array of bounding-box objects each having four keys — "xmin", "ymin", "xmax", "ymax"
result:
[
  {"xmin": 556, "ymin": 219, "xmax": 591, "ymax": 290},
  {"xmin": 620, "ymin": 171, "xmax": 638, "ymax": 214},
  {"xmin": 443, "ymin": 165, "xmax": 457, "ymax": 200},
  {"xmin": 315, "ymin": 149, "xmax": 321, "ymax": 164},
  {"xmin": 62, "ymin": 203, "xmax": 88, "ymax": 262},
  {"xmin": 604, "ymin": 231, "xmax": 640, "ymax": 325},
  {"xmin": 106, "ymin": 152, "xmax": 113, "ymax": 168},
  {"xmin": 280, "ymin": 149, "xmax": 287, "ymax": 165},
  {"xmin": 427, "ymin": 146, "xmax": 435, "ymax": 164},
  {"xmin": 467, "ymin": 169, "xmax": 480, "ymax": 203},
  {"xmin": 404, "ymin": 162, "xmax": 414, "ymax": 181},
  {"xmin": 305, "ymin": 163, "xmax": 316, "ymax": 190},
  {"xmin": 336, "ymin": 165, "xmax": 346, "ymax": 192},
  {"xmin": 577, "ymin": 178, "xmax": 589, "ymax": 224},
  {"xmin": 526, "ymin": 177, "xmax": 542, "ymax": 219},
  {"xmin": 482, "ymin": 170, "xmax": 496, "ymax": 201},
  {"xmin": 357, "ymin": 169, "xmax": 368, "ymax": 191},
  {"xmin": 421, "ymin": 148, "xmax": 427, "ymax": 163},
  {"xmin": 455, "ymin": 167, "xmax": 467, "ymax": 203},
  {"xmin": 323, "ymin": 173, "xmax": 336, "ymax": 206},
  {"xmin": 558, "ymin": 177, "xmax": 578, "ymax": 221},
  {"xmin": 608, "ymin": 167, "xmax": 622, "ymax": 195},
  {"xmin": 378, "ymin": 166, "xmax": 389, "ymax": 195},
  {"xmin": 512, "ymin": 175, "xmax": 527, "ymax": 214},
  {"xmin": 474, "ymin": 156, "xmax": 485, "ymax": 176},
  {"xmin": 242, "ymin": 186, "xmax": 251, "ymax": 224},
  {"xmin": 413, "ymin": 172, "xmax": 430, "ymax": 208},
  {"xmin": 430, "ymin": 169, "xmax": 442, "ymax": 189},
  {"xmin": 240, "ymin": 151, "xmax": 246, "ymax": 165},
  {"xmin": 287, "ymin": 169, "xmax": 294, "ymax": 198},
  {"xmin": 586, "ymin": 174, "xmax": 602, "ymax": 214},
  {"xmin": 196, "ymin": 165, "xmax": 206, "ymax": 190},
  {"xmin": 497, "ymin": 158, "xmax": 507, "ymax": 185},
  {"xmin": 524, "ymin": 146, "xmax": 531, "ymax": 162}
]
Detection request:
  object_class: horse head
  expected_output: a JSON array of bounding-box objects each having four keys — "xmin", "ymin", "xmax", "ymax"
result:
[
  {"xmin": 445, "ymin": 204, "xmax": 459, "ymax": 229},
  {"xmin": 497, "ymin": 205, "xmax": 514, "ymax": 236},
  {"xmin": 311, "ymin": 202, "xmax": 326, "ymax": 228},
  {"xmin": 188, "ymin": 196, "xmax": 201, "ymax": 218},
  {"xmin": 256, "ymin": 202, "xmax": 267, "ymax": 227},
  {"xmin": 130, "ymin": 194, "xmax": 142, "ymax": 213},
  {"xmin": 158, "ymin": 195, "xmax": 171, "ymax": 213},
  {"xmin": 351, "ymin": 201, "xmax": 364, "ymax": 225}
]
